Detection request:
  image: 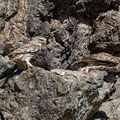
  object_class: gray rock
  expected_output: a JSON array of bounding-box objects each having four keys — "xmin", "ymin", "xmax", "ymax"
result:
[
  {"xmin": 26, "ymin": 0, "xmax": 54, "ymax": 37},
  {"xmin": 47, "ymin": 21, "xmax": 92, "ymax": 70},
  {"xmin": 0, "ymin": 0, "xmax": 19, "ymax": 20},
  {"xmin": 51, "ymin": 0, "xmax": 120, "ymax": 24},
  {"xmin": 0, "ymin": 67, "xmax": 106, "ymax": 120},
  {"xmin": 0, "ymin": 55, "xmax": 15, "ymax": 88},
  {"xmin": 0, "ymin": 17, "xmax": 5, "ymax": 32},
  {"xmin": 98, "ymin": 98, "xmax": 120, "ymax": 120},
  {"xmin": 90, "ymin": 10, "xmax": 120, "ymax": 54},
  {"xmin": 0, "ymin": 42, "xmax": 5, "ymax": 55},
  {"xmin": 0, "ymin": 0, "xmax": 120, "ymax": 119},
  {"xmin": 30, "ymin": 47, "xmax": 54, "ymax": 70}
]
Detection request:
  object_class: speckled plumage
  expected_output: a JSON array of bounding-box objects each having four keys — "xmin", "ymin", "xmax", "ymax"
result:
[
  {"xmin": 81, "ymin": 52, "xmax": 120, "ymax": 72},
  {"xmin": 8, "ymin": 36, "xmax": 46, "ymax": 69},
  {"xmin": 82, "ymin": 53, "xmax": 120, "ymax": 64}
]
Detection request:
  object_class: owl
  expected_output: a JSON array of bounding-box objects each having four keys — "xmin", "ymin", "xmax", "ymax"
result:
[
  {"xmin": 80, "ymin": 52, "xmax": 120, "ymax": 73},
  {"xmin": 8, "ymin": 36, "xmax": 47, "ymax": 69}
]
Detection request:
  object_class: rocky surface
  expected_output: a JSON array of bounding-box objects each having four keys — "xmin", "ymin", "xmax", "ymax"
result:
[
  {"xmin": 0, "ymin": 0, "xmax": 120, "ymax": 120},
  {"xmin": 0, "ymin": 65, "xmax": 106, "ymax": 120}
]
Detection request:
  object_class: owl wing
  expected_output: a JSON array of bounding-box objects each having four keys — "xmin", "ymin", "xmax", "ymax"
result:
[
  {"xmin": 81, "ymin": 57, "xmax": 117, "ymax": 66},
  {"xmin": 9, "ymin": 43, "xmax": 42, "ymax": 57},
  {"xmin": 81, "ymin": 57, "xmax": 99, "ymax": 64}
]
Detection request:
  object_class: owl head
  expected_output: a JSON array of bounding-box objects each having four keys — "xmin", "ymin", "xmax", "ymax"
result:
[
  {"xmin": 38, "ymin": 37, "xmax": 47, "ymax": 46},
  {"xmin": 32, "ymin": 36, "xmax": 47, "ymax": 46}
]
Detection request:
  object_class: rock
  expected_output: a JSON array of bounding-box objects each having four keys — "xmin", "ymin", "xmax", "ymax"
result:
[
  {"xmin": 90, "ymin": 10, "xmax": 120, "ymax": 54},
  {"xmin": 0, "ymin": 18, "xmax": 5, "ymax": 32},
  {"xmin": 0, "ymin": 55, "xmax": 15, "ymax": 88},
  {"xmin": 0, "ymin": 55, "xmax": 15, "ymax": 75},
  {"xmin": 0, "ymin": 67, "xmax": 106, "ymax": 120},
  {"xmin": 26, "ymin": 0, "xmax": 54, "ymax": 37},
  {"xmin": 30, "ymin": 47, "xmax": 54, "ymax": 70},
  {"xmin": 94, "ymin": 75, "xmax": 120, "ymax": 119},
  {"xmin": 90, "ymin": 75, "xmax": 118, "ymax": 120},
  {"xmin": 0, "ymin": 42, "xmax": 5, "ymax": 55},
  {"xmin": 0, "ymin": 0, "xmax": 120, "ymax": 119},
  {"xmin": 67, "ymin": 23, "xmax": 92, "ymax": 70},
  {"xmin": 0, "ymin": 0, "xmax": 19, "ymax": 20},
  {"xmin": 75, "ymin": 0, "xmax": 120, "ymax": 24},
  {"xmin": 0, "ymin": 0, "xmax": 29, "ymax": 56},
  {"xmin": 93, "ymin": 99, "xmax": 120, "ymax": 120},
  {"xmin": 51, "ymin": 0, "xmax": 120, "ymax": 24},
  {"xmin": 112, "ymin": 77, "xmax": 120, "ymax": 99},
  {"xmin": 47, "ymin": 21, "xmax": 92, "ymax": 70}
]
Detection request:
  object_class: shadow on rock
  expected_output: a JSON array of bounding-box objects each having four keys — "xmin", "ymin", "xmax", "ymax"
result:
[
  {"xmin": 90, "ymin": 111, "xmax": 108, "ymax": 120},
  {"xmin": 0, "ymin": 65, "xmax": 24, "ymax": 89}
]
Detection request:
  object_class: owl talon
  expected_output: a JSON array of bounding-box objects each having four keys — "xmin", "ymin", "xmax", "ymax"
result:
[{"xmin": 80, "ymin": 67, "xmax": 90, "ymax": 73}]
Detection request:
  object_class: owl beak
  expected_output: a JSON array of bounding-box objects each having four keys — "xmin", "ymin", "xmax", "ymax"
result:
[
  {"xmin": 40, "ymin": 40, "xmax": 46, "ymax": 46},
  {"xmin": 42, "ymin": 41, "xmax": 46, "ymax": 46}
]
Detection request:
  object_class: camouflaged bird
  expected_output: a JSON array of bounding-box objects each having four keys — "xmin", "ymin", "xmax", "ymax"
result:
[
  {"xmin": 80, "ymin": 52, "xmax": 120, "ymax": 73},
  {"xmin": 8, "ymin": 36, "xmax": 47, "ymax": 69}
]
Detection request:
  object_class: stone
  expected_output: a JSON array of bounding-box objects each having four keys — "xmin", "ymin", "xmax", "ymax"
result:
[
  {"xmin": 0, "ymin": 67, "xmax": 106, "ymax": 120},
  {"xmin": 0, "ymin": 55, "xmax": 15, "ymax": 88},
  {"xmin": 90, "ymin": 10, "xmax": 120, "ymax": 54},
  {"xmin": 30, "ymin": 47, "xmax": 54, "ymax": 70},
  {"xmin": 0, "ymin": 0, "xmax": 19, "ymax": 20},
  {"xmin": 26, "ymin": 0, "xmax": 53, "ymax": 37},
  {"xmin": 0, "ymin": 17, "xmax": 5, "ymax": 32},
  {"xmin": 98, "ymin": 99, "xmax": 120, "ymax": 120},
  {"xmin": 0, "ymin": 0, "xmax": 120, "ymax": 119}
]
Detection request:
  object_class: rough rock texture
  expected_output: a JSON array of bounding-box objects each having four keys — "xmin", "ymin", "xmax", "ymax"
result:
[
  {"xmin": 0, "ymin": 0, "xmax": 29, "ymax": 56},
  {"xmin": 0, "ymin": 65, "xmax": 106, "ymax": 120},
  {"xmin": 92, "ymin": 76, "xmax": 120, "ymax": 120},
  {"xmin": 98, "ymin": 99, "xmax": 120, "ymax": 120},
  {"xmin": 89, "ymin": 10, "xmax": 120, "ymax": 54},
  {"xmin": 0, "ymin": 0, "xmax": 120, "ymax": 120},
  {"xmin": 0, "ymin": 55, "xmax": 15, "ymax": 87}
]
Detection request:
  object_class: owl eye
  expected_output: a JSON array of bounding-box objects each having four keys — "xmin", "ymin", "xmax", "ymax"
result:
[{"xmin": 38, "ymin": 40, "xmax": 46, "ymax": 46}]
